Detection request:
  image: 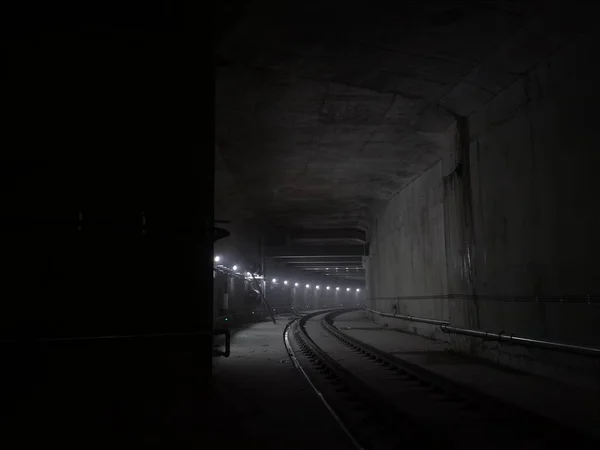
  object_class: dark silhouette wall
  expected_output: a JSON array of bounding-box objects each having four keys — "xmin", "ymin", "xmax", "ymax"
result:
[{"xmin": 1, "ymin": 9, "xmax": 210, "ymax": 445}]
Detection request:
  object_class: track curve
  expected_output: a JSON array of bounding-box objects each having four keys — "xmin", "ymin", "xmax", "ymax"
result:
[{"xmin": 284, "ymin": 308, "xmax": 598, "ymax": 450}]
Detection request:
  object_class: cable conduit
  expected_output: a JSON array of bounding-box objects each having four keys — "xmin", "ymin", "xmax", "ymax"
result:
[{"xmin": 364, "ymin": 307, "xmax": 600, "ymax": 357}]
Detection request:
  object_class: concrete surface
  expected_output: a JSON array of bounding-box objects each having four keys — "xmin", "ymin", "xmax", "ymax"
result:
[
  {"xmin": 335, "ymin": 311, "xmax": 600, "ymax": 440},
  {"xmin": 365, "ymin": 14, "xmax": 600, "ymax": 384},
  {"xmin": 467, "ymin": 24, "xmax": 600, "ymax": 336},
  {"xmin": 210, "ymin": 315, "xmax": 354, "ymax": 450},
  {"xmin": 215, "ymin": 0, "xmax": 600, "ymax": 410},
  {"xmin": 215, "ymin": 1, "xmax": 547, "ymax": 231},
  {"xmin": 367, "ymin": 161, "xmax": 450, "ymax": 326}
]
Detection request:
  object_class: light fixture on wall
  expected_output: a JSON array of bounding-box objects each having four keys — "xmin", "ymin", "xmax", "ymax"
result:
[
  {"xmin": 232, "ymin": 265, "xmax": 238, "ymax": 271},
  {"xmin": 294, "ymin": 282, "xmax": 299, "ymax": 287},
  {"xmin": 316, "ymin": 285, "xmax": 320, "ymax": 289},
  {"xmin": 214, "ymin": 256, "xmax": 221, "ymax": 262},
  {"xmin": 284, "ymin": 280, "xmax": 288, "ymax": 285},
  {"xmin": 346, "ymin": 288, "xmax": 351, "ymax": 291},
  {"xmin": 326, "ymin": 286, "xmax": 330, "ymax": 290},
  {"xmin": 356, "ymin": 288, "xmax": 360, "ymax": 292},
  {"xmin": 306, "ymin": 284, "xmax": 310, "ymax": 288},
  {"xmin": 336, "ymin": 287, "xmax": 340, "ymax": 291},
  {"xmin": 272, "ymin": 278, "xmax": 277, "ymax": 283}
]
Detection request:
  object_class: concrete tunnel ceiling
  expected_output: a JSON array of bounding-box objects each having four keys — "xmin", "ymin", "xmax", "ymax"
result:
[{"xmin": 215, "ymin": 0, "xmax": 540, "ymax": 280}]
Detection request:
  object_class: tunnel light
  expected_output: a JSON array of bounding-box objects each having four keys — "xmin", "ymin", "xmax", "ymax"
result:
[
  {"xmin": 251, "ymin": 311, "xmax": 255, "ymax": 315},
  {"xmin": 232, "ymin": 265, "xmax": 238, "ymax": 271},
  {"xmin": 306, "ymin": 284, "xmax": 310, "ymax": 288},
  {"xmin": 345, "ymin": 267, "xmax": 348, "ymax": 270},
  {"xmin": 224, "ymin": 317, "xmax": 228, "ymax": 321},
  {"xmin": 346, "ymin": 288, "xmax": 351, "ymax": 291},
  {"xmin": 214, "ymin": 256, "xmax": 221, "ymax": 262},
  {"xmin": 294, "ymin": 282, "xmax": 299, "ymax": 287},
  {"xmin": 336, "ymin": 287, "xmax": 340, "ymax": 291},
  {"xmin": 356, "ymin": 288, "xmax": 360, "ymax": 292},
  {"xmin": 326, "ymin": 286, "xmax": 330, "ymax": 290},
  {"xmin": 272, "ymin": 278, "xmax": 277, "ymax": 283},
  {"xmin": 340, "ymin": 304, "xmax": 343, "ymax": 306},
  {"xmin": 246, "ymin": 272, "xmax": 251, "ymax": 276},
  {"xmin": 316, "ymin": 285, "xmax": 320, "ymax": 289},
  {"xmin": 284, "ymin": 280, "xmax": 288, "ymax": 285},
  {"xmin": 326, "ymin": 267, "xmax": 329, "ymax": 270}
]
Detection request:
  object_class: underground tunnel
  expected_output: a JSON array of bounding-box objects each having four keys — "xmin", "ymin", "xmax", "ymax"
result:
[
  {"xmin": 2, "ymin": 0, "xmax": 600, "ymax": 447},
  {"xmin": 212, "ymin": 1, "xmax": 600, "ymax": 448}
]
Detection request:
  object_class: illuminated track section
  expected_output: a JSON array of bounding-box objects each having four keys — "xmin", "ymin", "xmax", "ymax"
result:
[{"xmin": 285, "ymin": 309, "xmax": 598, "ymax": 450}]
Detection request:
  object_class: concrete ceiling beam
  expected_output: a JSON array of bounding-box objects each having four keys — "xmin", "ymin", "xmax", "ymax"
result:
[
  {"xmin": 276, "ymin": 255, "xmax": 363, "ymax": 262},
  {"xmin": 268, "ymin": 245, "xmax": 366, "ymax": 258},
  {"xmin": 289, "ymin": 228, "xmax": 366, "ymax": 244},
  {"xmin": 283, "ymin": 260, "xmax": 362, "ymax": 265},
  {"xmin": 322, "ymin": 276, "xmax": 365, "ymax": 281}
]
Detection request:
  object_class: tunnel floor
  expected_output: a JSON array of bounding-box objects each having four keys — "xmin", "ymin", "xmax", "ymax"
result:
[
  {"xmin": 209, "ymin": 314, "xmax": 355, "ymax": 450},
  {"xmin": 334, "ymin": 311, "xmax": 600, "ymax": 440},
  {"xmin": 211, "ymin": 311, "xmax": 600, "ymax": 447}
]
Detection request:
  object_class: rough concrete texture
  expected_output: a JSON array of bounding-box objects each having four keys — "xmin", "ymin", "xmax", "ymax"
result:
[
  {"xmin": 465, "ymin": 24, "xmax": 600, "ymax": 335},
  {"xmin": 210, "ymin": 317, "xmax": 355, "ymax": 450},
  {"xmin": 335, "ymin": 311, "xmax": 600, "ymax": 437},
  {"xmin": 215, "ymin": 0, "xmax": 540, "ymax": 230},
  {"xmin": 367, "ymin": 19, "xmax": 600, "ymax": 385},
  {"xmin": 216, "ymin": 1, "xmax": 600, "ymax": 384},
  {"xmin": 368, "ymin": 161, "xmax": 450, "ymax": 325}
]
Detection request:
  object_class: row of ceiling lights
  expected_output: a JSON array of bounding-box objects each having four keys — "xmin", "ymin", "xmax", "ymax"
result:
[
  {"xmin": 273, "ymin": 279, "xmax": 359, "ymax": 292},
  {"xmin": 214, "ymin": 255, "xmax": 361, "ymax": 292}
]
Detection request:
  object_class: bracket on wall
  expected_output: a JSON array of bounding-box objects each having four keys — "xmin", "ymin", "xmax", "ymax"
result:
[{"xmin": 213, "ymin": 227, "xmax": 230, "ymax": 242}]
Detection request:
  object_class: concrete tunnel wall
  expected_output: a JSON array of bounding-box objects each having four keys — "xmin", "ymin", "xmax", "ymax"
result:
[
  {"xmin": 367, "ymin": 25, "xmax": 600, "ymax": 387},
  {"xmin": 368, "ymin": 160, "xmax": 450, "ymax": 341}
]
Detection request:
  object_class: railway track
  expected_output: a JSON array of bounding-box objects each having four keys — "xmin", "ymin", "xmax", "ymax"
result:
[{"xmin": 284, "ymin": 308, "xmax": 598, "ymax": 450}]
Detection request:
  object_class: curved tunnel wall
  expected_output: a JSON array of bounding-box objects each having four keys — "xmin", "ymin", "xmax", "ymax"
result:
[{"xmin": 367, "ymin": 25, "xmax": 600, "ymax": 386}]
